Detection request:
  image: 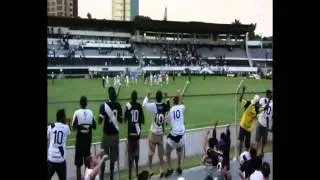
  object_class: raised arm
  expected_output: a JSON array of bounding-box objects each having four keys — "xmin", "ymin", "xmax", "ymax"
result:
[
  {"xmin": 117, "ymin": 103, "xmax": 123, "ymax": 123},
  {"xmin": 226, "ymin": 124, "xmax": 231, "ymax": 147},
  {"xmin": 239, "ymin": 86, "xmax": 246, "ymax": 103},
  {"xmin": 98, "ymin": 104, "xmax": 105, "ymax": 124},
  {"xmin": 140, "ymin": 104, "xmax": 145, "ymax": 125},
  {"xmin": 142, "ymin": 93, "xmax": 157, "ymax": 113},
  {"xmin": 203, "ymin": 130, "xmax": 210, "ymax": 153},
  {"xmin": 124, "ymin": 103, "xmax": 131, "ymax": 124},
  {"xmin": 212, "ymin": 121, "xmax": 218, "ymax": 146}
]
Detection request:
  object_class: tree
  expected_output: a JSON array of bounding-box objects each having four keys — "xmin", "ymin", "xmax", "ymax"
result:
[
  {"xmin": 87, "ymin": 13, "xmax": 92, "ymax": 19},
  {"xmin": 133, "ymin": 15, "xmax": 152, "ymax": 22},
  {"xmin": 232, "ymin": 19, "xmax": 241, "ymax": 25}
]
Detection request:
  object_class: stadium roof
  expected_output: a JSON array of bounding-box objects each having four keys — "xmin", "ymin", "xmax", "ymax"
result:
[{"xmin": 48, "ymin": 16, "xmax": 255, "ymax": 34}]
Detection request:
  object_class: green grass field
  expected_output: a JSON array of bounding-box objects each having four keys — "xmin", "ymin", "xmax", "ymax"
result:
[{"xmin": 48, "ymin": 76, "xmax": 272, "ymax": 145}]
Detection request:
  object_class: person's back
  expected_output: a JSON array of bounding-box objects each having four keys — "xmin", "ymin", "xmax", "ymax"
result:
[
  {"xmin": 73, "ymin": 108, "xmax": 95, "ymax": 144},
  {"xmin": 168, "ymin": 104, "xmax": 186, "ymax": 136},
  {"xmin": 100, "ymin": 100, "xmax": 123, "ymax": 135},
  {"xmin": 47, "ymin": 109, "xmax": 71, "ymax": 180},
  {"xmin": 48, "ymin": 122, "xmax": 70, "ymax": 163},
  {"xmin": 126, "ymin": 101, "xmax": 144, "ymax": 136}
]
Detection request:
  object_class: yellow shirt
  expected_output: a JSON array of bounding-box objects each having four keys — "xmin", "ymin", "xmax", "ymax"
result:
[{"xmin": 239, "ymin": 99, "xmax": 262, "ymax": 132}]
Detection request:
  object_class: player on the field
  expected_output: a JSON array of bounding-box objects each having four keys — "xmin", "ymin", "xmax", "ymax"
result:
[
  {"xmin": 255, "ymin": 90, "xmax": 273, "ymax": 156},
  {"xmin": 124, "ymin": 90, "xmax": 145, "ymax": 180},
  {"xmin": 51, "ymin": 72, "xmax": 55, "ymax": 85},
  {"xmin": 105, "ymin": 75, "xmax": 109, "ymax": 88},
  {"xmin": 149, "ymin": 73, "xmax": 153, "ymax": 86},
  {"xmin": 164, "ymin": 92, "xmax": 186, "ymax": 177},
  {"xmin": 144, "ymin": 72, "xmax": 148, "ymax": 85},
  {"xmin": 113, "ymin": 76, "xmax": 117, "ymax": 87},
  {"xmin": 165, "ymin": 73, "xmax": 169, "ymax": 85},
  {"xmin": 102, "ymin": 75, "xmax": 105, "ymax": 88},
  {"xmin": 134, "ymin": 72, "xmax": 138, "ymax": 84},
  {"xmin": 142, "ymin": 90, "xmax": 170, "ymax": 177},
  {"xmin": 238, "ymin": 86, "xmax": 263, "ymax": 155},
  {"xmin": 126, "ymin": 74, "xmax": 130, "ymax": 87},
  {"xmin": 83, "ymin": 151, "xmax": 108, "ymax": 180},
  {"xmin": 98, "ymin": 87, "xmax": 123, "ymax": 180},
  {"xmin": 158, "ymin": 74, "xmax": 162, "ymax": 86},
  {"xmin": 72, "ymin": 96, "xmax": 97, "ymax": 180},
  {"xmin": 48, "ymin": 109, "xmax": 71, "ymax": 180}
]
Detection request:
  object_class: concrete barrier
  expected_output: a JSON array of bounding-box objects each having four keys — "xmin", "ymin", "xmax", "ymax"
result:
[{"xmin": 51, "ymin": 123, "xmax": 273, "ymax": 180}]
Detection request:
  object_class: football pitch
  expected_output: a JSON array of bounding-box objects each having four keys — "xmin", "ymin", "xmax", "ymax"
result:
[{"xmin": 48, "ymin": 76, "xmax": 272, "ymax": 145}]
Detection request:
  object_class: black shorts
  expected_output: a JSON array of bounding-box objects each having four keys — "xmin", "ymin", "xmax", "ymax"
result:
[
  {"xmin": 75, "ymin": 142, "xmax": 91, "ymax": 167},
  {"xmin": 238, "ymin": 127, "xmax": 251, "ymax": 149},
  {"xmin": 127, "ymin": 135, "xmax": 140, "ymax": 160},
  {"xmin": 255, "ymin": 122, "xmax": 268, "ymax": 144},
  {"xmin": 48, "ymin": 160, "xmax": 66, "ymax": 180}
]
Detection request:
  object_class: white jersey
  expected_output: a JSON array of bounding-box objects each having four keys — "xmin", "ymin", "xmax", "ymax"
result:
[
  {"xmin": 158, "ymin": 74, "xmax": 162, "ymax": 83},
  {"xmin": 249, "ymin": 170, "xmax": 264, "ymax": 180},
  {"xmin": 113, "ymin": 77, "xmax": 117, "ymax": 86},
  {"xmin": 239, "ymin": 151, "xmax": 251, "ymax": 165},
  {"xmin": 47, "ymin": 122, "xmax": 71, "ymax": 163},
  {"xmin": 258, "ymin": 98, "xmax": 273, "ymax": 127},
  {"xmin": 84, "ymin": 168, "xmax": 99, "ymax": 180},
  {"xmin": 72, "ymin": 109, "xmax": 95, "ymax": 133},
  {"xmin": 149, "ymin": 74, "xmax": 153, "ymax": 85},
  {"xmin": 105, "ymin": 75, "xmax": 109, "ymax": 84},
  {"xmin": 126, "ymin": 75, "xmax": 129, "ymax": 82},
  {"xmin": 167, "ymin": 104, "xmax": 186, "ymax": 135}
]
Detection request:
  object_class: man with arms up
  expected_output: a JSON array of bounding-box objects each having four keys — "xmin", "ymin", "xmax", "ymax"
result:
[
  {"xmin": 124, "ymin": 90, "xmax": 145, "ymax": 180},
  {"xmin": 142, "ymin": 90, "xmax": 170, "ymax": 177},
  {"xmin": 72, "ymin": 96, "xmax": 97, "ymax": 180},
  {"xmin": 238, "ymin": 86, "xmax": 262, "ymax": 155},
  {"xmin": 98, "ymin": 87, "xmax": 123, "ymax": 180},
  {"xmin": 255, "ymin": 90, "xmax": 273, "ymax": 156},
  {"xmin": 48, "ymin": 109, "xmax": 71, "ymax": 180},
  {"xmin": 164, "ymin": 91, "xmax": 186, "ymax": 177}
]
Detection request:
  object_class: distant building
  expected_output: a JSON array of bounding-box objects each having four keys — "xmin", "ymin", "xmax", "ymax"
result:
[
  {"xmin": 112, "ymin": 0, "xmax": 139, "ymax": 21},
  {"xmin": 47, "ymin": 0, "xmax": 78, "ymax": 17}
]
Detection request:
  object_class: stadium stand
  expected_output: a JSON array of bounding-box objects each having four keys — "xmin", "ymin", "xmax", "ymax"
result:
[{"xmin": 47, "ymin": 16, "xmax": 272, "ymax": 76}]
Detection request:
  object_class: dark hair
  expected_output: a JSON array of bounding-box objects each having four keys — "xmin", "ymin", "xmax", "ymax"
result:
[
  {"xmin": 173, "ymin": 96, "xmax": 179, "ymax": 105},
  {"xmin": 261, "ymin": 162, "xmax": 270, "ymax": 178},
  {"xmin": 249, "ymin": 146, "xmax": 257, "ymax": 158},
  {"xmin": 208, "ymin": 138, "xmax": 215, "ymax": 149},
  {"xmin": 131, "ymin": 90, "xmax": 138, "ymax": 103},
  {"xmin": 56, "ymin": 109, "xmax": 66, "ymax": 122},
  {"xmin": 266, "ymin": 89, "xmax": 272, "ymax": 97},
  {"xmin": 84, "ymin": 156, "xmax": 91, "ymax": 168},
  {"xmin": 220, "ymin": 132, "xmax": 226, "ymax": 142},
  {"xmin": 80, "ymin": 96, "xmax": 87, "ymax": 108},
  {"xmin": 155, "ymin": 90, "xmax": 163, "ymax": 103},
  {"xmin": 108, "ymin": 87, "xmax": 117, "ymax": 102},
  {"xmin": 137, "ymin": 170, "xmax": 149, "ymax": 180},
  {"xmin": 204, "ymin": 175, "xmax": 214, "ymax": 180}
]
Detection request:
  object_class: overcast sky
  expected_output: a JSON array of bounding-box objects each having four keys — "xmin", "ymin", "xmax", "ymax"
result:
[{"xmin": 78, "ymin": 0, "xmax": 272, "ymax": 36}]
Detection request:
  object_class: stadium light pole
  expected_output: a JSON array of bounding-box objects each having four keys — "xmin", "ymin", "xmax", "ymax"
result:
[{"xmin": 234, "ymin": 79, "xmax": 244, "ymax": 161}]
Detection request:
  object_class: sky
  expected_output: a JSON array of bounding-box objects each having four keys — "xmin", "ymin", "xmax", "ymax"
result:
[{"xmin": 78, "ymin": 0, "xmax": 272, "ymax": 36}]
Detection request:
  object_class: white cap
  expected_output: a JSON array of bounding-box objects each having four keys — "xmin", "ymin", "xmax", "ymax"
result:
[
  {"xmin": 251, "ymin": 95, "xmax": 260, "ymax": 104},
  {"xmin": 177, "ymin": 177, "xmax": 185, "ymax": 180}
]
